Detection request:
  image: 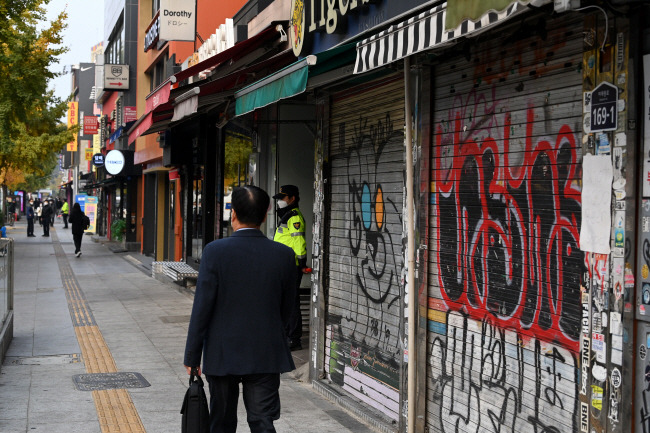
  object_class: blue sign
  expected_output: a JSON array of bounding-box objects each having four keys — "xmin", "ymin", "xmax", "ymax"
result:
[{"xmin": 75, "ymin": 194, "xmax": 88, "ymax": 212}]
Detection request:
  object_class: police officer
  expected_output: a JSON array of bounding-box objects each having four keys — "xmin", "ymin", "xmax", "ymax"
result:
[{"xmin": 273, "ymin": 185, "xmax": 308, "ymax": 350}]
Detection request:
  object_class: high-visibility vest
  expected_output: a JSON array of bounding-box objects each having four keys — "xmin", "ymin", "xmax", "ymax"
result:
[{"xmin": 273, "ymin": 207, "xmax": 306, "ymax": 267}]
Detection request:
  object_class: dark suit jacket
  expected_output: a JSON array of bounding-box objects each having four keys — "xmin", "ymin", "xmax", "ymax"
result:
[{"xmin": 184, "ymin": 229, "xmax": 297, "ymax": 376}]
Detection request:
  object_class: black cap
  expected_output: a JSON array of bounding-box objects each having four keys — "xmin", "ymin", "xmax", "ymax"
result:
[{"xmin": 272, "ymin": 184, "xmax": 299, "ymax": 200}]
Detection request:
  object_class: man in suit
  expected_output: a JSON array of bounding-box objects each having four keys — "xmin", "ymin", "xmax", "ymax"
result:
[{"xmin": 184, "ymin": 185, "xmax": 297, "ymax": 433}]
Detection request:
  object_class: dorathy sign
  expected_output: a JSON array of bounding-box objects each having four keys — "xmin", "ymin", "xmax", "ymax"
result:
[
  {"xmin": 103, "ymin": 64, "xmax": 129, "ymax": 90},
  {"xmin": 159, "ymin": 0, "xmax": 196, "ymax": 42},
  {"xmin": 290, "ymin": 0, "xmax": 372, "ymax": 56},
  {"xmin": 590, "ymin": 81, "xmax": 618, "ymax": 132}
]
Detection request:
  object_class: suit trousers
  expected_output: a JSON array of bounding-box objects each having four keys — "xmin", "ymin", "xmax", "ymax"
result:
[
  {"xmin": 286, "ymin": 268, "xmax": 303, "ymax": 343},
  {"xmin": 27, "ymin": 218, "xmax": 34, "ymax": 236},
  {"xmin": 206, "ymin": 373, "xmax": 280, "ymax": 433}
]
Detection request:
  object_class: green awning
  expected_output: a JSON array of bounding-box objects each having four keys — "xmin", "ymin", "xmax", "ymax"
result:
[
  {"xmin": 446, "ymin": 0, "xmax": 527, "ymax": 30},
  {"xmin": 235, "ymin": 43, "xmax": 356, "ymax": 116},
  {"xmin": 235, "ymin": 60, "xmax": 310, "ymax": 116}
]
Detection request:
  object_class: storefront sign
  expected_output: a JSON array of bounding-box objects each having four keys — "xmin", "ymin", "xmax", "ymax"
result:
[
  {"xmin": 85, "ymin": 148, "xmax": 93, "ymax": 161},
  {"xmin": 291, "ymin": 0, "xmax": 371, "ymax": 56},
  {"xmin": 124, "ymin": 106, "xmax": 137, "ymax": 123},
  {"xmin": 83, "ymin": 116, "xmax": 98, "ymax": 135},
  {"xmin": 159, "ymin": 0, "xmax": 196, "ymax": 42},
  {"xmin": 84, "ymin": 196, "xmax": 97, "ymax": 233},
  {"xmin": 144, "ymin": 15, "xmax": 160, "ymax": 52},
  {"xmin": 93, "ymin": 153, "xmax": 105, "ymax": 167},
  {"xmin": 105, "ymin": 150, "xmax": 125, "ymax": 175},
  {"xmin": 67, "ymin": 101, "xmax": 78, "ymax": 152},
  {"xmin": 103, "ymin": 64, "xmax": 129, "ymax": 90}
]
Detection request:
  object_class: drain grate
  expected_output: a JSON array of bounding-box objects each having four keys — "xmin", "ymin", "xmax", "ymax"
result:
[
  {"xmin": 72, "ymin": 372, "xmax": 150, "ymax": 391},
  {"xmin": 8, "ymin": 353, "xmax": 82, "ymax": 365}
]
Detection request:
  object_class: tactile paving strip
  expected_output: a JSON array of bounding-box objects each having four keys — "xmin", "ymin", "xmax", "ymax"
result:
[{"xmin": 52, "ymin": 230, "xmax": 147, "ymax": 432}]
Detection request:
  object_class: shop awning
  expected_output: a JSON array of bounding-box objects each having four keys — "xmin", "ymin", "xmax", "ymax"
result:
[
  {"xmin": 127, "ymin": 78, "xmax": 175, "ymax": 144},
  {"xmin": 172, "ymin": 25, "xmax": 284, "ymax": 83},
  {"xmin": 235, "ymin": 43, "xmax": 356, "ymax": 116},
  {"xmin": 354, "ymin": 0, "xmax": 548, "ymax": 74}
]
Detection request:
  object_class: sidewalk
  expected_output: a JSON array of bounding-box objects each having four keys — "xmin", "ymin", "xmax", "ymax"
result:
[{"xmin": 0, "ymin": 220, "xmax": 377, "ymax": 432}]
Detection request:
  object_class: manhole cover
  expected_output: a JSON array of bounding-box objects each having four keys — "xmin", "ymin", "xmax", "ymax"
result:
[
  {"xmin": 72, "ymin": 372, "xmax": 150, "ymax": 391},
  {"xmin": 8, "ymin": 353, "xmax": 81, "ymax": 365}
]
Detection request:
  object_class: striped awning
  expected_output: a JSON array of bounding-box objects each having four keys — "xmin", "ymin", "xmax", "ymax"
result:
[{"xmin": 354, "ymin": 1, "xmax": 547, "ymax": 74}]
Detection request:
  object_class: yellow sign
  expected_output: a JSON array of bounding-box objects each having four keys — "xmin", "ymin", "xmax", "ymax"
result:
[
  {"xmin": 67, "ymin": 101, "xmax": 79, "ymax": 151},
  {"xmin": 85, "ymin": 148, "xmax": 93, "ymax": 161}
]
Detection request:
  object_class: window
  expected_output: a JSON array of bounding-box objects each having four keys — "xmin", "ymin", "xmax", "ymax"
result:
[
  {"xmin": 105, "ymin": 16, "xmax": 124, "ymax": 64},
  {"xmin": 152, "ymin": 0, "xmax": 160, "ymax": 17},
  {"xmin": 148, "ymin": 54, "xmax": 169, "ymax": 91}
]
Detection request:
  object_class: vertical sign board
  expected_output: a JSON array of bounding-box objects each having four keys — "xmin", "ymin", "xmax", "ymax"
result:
[
  {"xmin": 159, "ymin": 0, "xmax": 196, "ymax": 42},
  {"xmin": 644, "ymin": 55, "xmax": 650, "ymax": 196},
  {"xmin": 84, "ymin": 196, "xmax": 97, "ymax": 233}
]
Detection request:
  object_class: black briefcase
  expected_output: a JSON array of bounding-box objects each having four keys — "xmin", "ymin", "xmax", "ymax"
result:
[{"xmin": 181, "ymin": 369, "xmax": 210, "ymax": 433}]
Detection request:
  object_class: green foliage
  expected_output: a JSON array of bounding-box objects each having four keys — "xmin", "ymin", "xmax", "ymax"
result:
[
  {"xmin": 0, "ymin": 0, "xmax": 72, "ymax": 185},
  {"xmin": 110, "ymin": 219, "xmax": 127, "ymax": 242}
]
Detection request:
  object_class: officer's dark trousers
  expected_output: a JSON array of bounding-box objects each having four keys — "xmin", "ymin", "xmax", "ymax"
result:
[
  {"xmin": 286, "ymin": 268, "xmax": 302, "ymax": 343},
  {"xmin": 62, "ymin": 213, "xmax": 68, "ymax": 228},
  {"xmin": 206, "ymin": 373, "xmax": 280, "ymax": 433},
  {"xmin": 42, "ymin": 221, "xmax": 49, "ymax": 236}
]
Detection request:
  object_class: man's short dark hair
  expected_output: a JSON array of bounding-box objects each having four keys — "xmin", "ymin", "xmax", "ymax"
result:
[{"xmin": 231, "ymin": 186, "xmax": 269, "ymax": 226}]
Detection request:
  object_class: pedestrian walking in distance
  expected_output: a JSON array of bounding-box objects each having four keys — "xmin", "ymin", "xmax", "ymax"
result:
[
  {"xmin": 184, "ymin": 185, "xmax": 297, "ymax": 433},
  {"xmin": 68, "ymin": 203, "xmax": 87, "ymax": 257}
]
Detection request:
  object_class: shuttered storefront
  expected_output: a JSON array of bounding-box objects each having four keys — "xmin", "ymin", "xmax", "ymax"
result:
[
  {"xmin": 325, "ymin": 75, "xmax": 405, "ymax": 421},
  {"xmin": 428, "ymin": 12, "xmax": 585, "ymax": 433}
]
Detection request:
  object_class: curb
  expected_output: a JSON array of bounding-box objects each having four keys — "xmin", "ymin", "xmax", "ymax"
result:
[{"xmin": 312, "ymin": 379, "xmax": 398, "ymax": 433}]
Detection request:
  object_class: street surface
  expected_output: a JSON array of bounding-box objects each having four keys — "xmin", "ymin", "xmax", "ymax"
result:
[{"xmin": 0, "ymin": 219, "xmax": 376, "ymax": 432}]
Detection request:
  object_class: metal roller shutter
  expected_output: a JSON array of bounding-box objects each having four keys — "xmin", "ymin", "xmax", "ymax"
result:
[
  {"xmin": 428, "ymin": 12, "xmax": 585, "ymax": 433},
  {"xmin": 325, "ymin": 75, "xmax": 405, "ymax": 421}
]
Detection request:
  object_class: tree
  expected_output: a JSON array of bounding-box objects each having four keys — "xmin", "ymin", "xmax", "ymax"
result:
[{"xmin": 0, "ymin": 0, "xmax": 74, "ymax": 194}]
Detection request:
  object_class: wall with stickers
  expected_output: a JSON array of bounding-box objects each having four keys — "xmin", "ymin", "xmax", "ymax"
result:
[{"xmin": 427, "ymin": 10, "xmax": 635, "ymax": 433}]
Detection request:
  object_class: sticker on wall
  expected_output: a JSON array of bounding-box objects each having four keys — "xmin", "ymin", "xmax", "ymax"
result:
[
  {"xmin": 592, "ymin": 364, "xmax": 607, "ymax": 381},
  {"xmin": 643, "ymin": 264, "xmax": 649, "ymax": 279},
  {"xmin": 596, "ymin": 133, "xmax": 611, "ymax": 154},
  {"xmin": 592, "ymin": 332, "xmax": 606, "ymax": 362},
  {"xmin": 615, "ymin": 132, "xmax": 626, "ymax": 147},
  {"xmin": 625, "ymin": 268, "xmax": 635, "ymax": 287},
  {"xmin": 641, "ymin": 305, "xmax": 646, "ymax": 316},
  {"xmin": 591, "ymin": 385, "xmax": 603, "ymax": 410},
  {"xmin": 640, "ymin": 344, "xmax": 647, "ymax": 360},
  {"xmin": 614, "ymin": 228, "xmax": 625, "ymax": 248},
  {"xmin": 644, "ymin": 283, "xmax": 650, "ymax": 304},
  {"xmin": 611, "ymin": 368, "xmax": 622, "ymax": 388}
]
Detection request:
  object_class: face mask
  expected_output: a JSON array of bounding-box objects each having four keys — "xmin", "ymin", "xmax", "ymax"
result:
[{"xmin": 277, "ymin": 200, "xmax": 288, "ymax": 209}]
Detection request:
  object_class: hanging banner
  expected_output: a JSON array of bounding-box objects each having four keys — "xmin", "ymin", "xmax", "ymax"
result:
[
  {"xmin": 85, "ymin": 148, "xmax": 93, "ymax": 161},
  {"xmin": 159, "ymin": 0, "xmax": 196, "ymax": 42}
]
